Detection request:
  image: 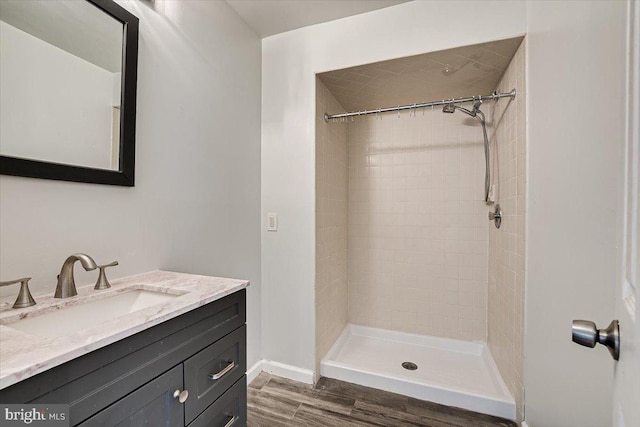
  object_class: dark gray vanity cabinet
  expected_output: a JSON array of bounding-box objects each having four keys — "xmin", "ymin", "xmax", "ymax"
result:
[{"xmin": 0, "ymin": 289, "xmax": 247, "ymax": 427}]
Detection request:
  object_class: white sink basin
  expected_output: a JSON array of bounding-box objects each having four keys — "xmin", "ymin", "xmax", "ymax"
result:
[{"xmin": 2, "ymin": 289, "xmax": 180, "ymax": 339}]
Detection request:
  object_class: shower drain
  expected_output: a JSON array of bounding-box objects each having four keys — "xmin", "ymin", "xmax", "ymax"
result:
[{"xmin": 402, "ymin": 361, "xmax": 418, "ymax": 370}]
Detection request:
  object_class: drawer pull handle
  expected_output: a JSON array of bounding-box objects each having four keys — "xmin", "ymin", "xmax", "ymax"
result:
[
  {"xmin": 173, "ymin": 389, "xmax": 189, "ymax": 403},
  {"xmin": 223, "ymin": 415, "xmax": 238, "ymax": 427},
  {"xmin": 208, "ymin": 361, "xmax": 235, "ymax": 380}
]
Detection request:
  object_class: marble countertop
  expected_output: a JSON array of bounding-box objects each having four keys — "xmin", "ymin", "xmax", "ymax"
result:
[{"xmin": 0, "ymin": 270, "xmax": 249, "ymax": 390}]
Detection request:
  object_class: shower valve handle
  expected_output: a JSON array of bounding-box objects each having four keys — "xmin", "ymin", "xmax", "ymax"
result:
[{"xmin": 488, "ymin": 204, "xmax": 502, "ymax": 228}]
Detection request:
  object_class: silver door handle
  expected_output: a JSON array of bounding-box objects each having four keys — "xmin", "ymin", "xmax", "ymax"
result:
[
  {"xmin": 208, "ymin": 361, "xmax": 235, "ymax": 380},
  {"xmin": 572, "ymin": 319, "xmax": 619, "ymax": 361}
]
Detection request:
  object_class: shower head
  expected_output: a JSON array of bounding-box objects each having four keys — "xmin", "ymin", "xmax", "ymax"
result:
[
  {"xmin": 443, "ymin": 100, "xmax": 484, "ymax": 123},
  {"xmin": 442, "ymin": 103, "xmax": 456, "ymax": 114},
  {"xmin": 456, "ymin": 106, "xmax": 476, "ymax": 117},
  {"xmin": 456, "ymin": 100, "xmax": 483, "ymax": 118}
]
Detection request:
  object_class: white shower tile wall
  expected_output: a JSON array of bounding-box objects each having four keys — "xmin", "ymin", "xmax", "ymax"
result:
[
  {"xmin": 315, "ymin": 78, "xmax": 349, "ymax": 375},
  {"xmin": 347, "ymin": 104, "xmax": 490, "ymax": 341},
  {"xmin": 487, "ymin": 39, "xmax": 526, "ymax": 421}
]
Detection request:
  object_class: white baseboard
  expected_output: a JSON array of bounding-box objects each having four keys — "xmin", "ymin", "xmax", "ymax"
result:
[
  {"xmin": 262, "ymin": 360, "xmax": 315, "ymax": 384},
  {"xmin": 521, "ymin": 421, "xmax": 529, "ymax": 427},
  {"xmin": 246, "ymin": 359, "xmax": 264, "ymax": 385}
]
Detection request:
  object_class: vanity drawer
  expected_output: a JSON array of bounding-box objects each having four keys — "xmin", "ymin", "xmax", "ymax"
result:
[
  {"xmin": 189, "ymin": 376, "xmax": 247, "ymax": 427},
  {"xmin": 184, "ymin": 326, "xmax": 246, "ymax": 425}
]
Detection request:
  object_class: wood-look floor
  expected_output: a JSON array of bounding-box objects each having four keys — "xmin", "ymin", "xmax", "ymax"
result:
[{"xmin": 247, "ymin": 373, "xmax": 516, "ymax": 427}]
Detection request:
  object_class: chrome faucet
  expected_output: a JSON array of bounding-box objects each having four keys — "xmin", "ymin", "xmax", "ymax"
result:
[{"xmin": 54, "ymin": 254, "xmax": 98, "ymax": 298}]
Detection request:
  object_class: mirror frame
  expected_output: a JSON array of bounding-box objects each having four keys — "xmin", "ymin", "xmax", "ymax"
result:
[{"xmin": 0, "ymin": 0, "xmax": 139, "ymax": 186}]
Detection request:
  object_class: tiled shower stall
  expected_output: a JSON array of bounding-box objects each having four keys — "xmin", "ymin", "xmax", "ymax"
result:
[{"xmin": 315, "ymin": 37, "xmax": 526, "ymax": 421}]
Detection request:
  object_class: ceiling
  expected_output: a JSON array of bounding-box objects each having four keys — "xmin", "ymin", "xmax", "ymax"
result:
[
  {"xmin": 318, "ymin": 36, "xmax": 525, "ymax": 114},
  {"xmin": 226, "ymin": 0, "xmax": 411, "ymax": 38}
]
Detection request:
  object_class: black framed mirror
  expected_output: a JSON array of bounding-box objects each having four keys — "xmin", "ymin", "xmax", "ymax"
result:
[{"xmin": 0, "ymin": 0, "xmax": 138, "ymax": 186}]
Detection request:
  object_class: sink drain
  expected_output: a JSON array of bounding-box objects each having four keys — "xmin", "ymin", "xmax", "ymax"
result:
[{"xmin": 402, "ymin": 361, "xmax": 418, "ymax": 370}]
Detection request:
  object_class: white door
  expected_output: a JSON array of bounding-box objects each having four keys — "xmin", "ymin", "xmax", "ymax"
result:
[
  {"xmin": 613, "ymin": 1, "xmax": 640, "ymax": 425},
  {"xmin": 572, "ymin": 2, "xmax": 640, "ymax": 424}
]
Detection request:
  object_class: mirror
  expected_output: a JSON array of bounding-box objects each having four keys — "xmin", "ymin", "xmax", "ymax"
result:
[{"xmin": 0, "ymin": 0, "xmax": 138, "ymax": 186}]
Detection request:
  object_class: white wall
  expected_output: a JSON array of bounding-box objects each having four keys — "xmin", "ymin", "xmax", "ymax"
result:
[
  {"xmin": 0, "ymin": 0, "xmax": 262, "ymax": 368},
  {"xmin": 261, "ymin": 0, "xmax": 526, "ymax": 373},
  {"xmin": 263, "ymin": 1, "xmax": 629, "ymax": 424},
  {"xmin": 524, "ymin": 2, "xmax": 627, "ymax": 426},
  {"xmin": 1, "ymin": 21, "xmax": 115, "ymax": 170}
]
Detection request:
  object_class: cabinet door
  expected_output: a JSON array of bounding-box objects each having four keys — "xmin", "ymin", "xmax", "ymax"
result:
[{"xmin": 78, "ymin": 365, "xmax": 184, "ymax": 427}]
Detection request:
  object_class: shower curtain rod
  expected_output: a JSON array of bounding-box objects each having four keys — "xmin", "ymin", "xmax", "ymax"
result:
[{"xmin": 324, "ymin": 89, "xmax": 516, "ymax": 121}]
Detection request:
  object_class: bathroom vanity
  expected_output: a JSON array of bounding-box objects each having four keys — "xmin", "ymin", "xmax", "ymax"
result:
[{"xmin": 0, "ymin": 271, "xmax": 248, "ymax": 426}]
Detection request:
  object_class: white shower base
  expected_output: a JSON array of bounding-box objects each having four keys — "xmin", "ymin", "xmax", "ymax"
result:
[{"xmin": 321, "ymin": 324, "xmax": 515, "ymax": 420}]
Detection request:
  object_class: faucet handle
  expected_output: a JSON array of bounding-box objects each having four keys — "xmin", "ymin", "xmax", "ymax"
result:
[
  {"xmin": 94, "ymin": 261, "xmax": 119, "ymax": 290},
  {"xmin": 0, "ymin": 277, "xmax": 36, "ymax": 309}
]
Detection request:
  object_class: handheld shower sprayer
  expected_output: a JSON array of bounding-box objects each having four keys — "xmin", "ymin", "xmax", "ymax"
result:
[
  {"xmin": 443, "ymin": 99, "xmax": 483, "ymax": 118},
  {"xmin": 442, "ymin": 98, "xmax": 491, "ymax": 203},
  {"xmin": 455, "ymin": 99, "xmax": 483, "ymax": 119}
]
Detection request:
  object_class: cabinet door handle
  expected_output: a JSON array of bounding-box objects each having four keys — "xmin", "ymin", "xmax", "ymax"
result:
[
  {"xmin": 173, "ymin": 389, "xmax": 189, "ymax": 403},
  {"xmin": 223, "ymin": 415, "xmax": 238, "ymax": 427},
  {"xmin": 208, "ymin": 361, "xmax": 235, "ymax": 380}
]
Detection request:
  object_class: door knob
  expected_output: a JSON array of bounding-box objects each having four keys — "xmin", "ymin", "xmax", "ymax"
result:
[{"xmin": 571, "ymin": 319, "xmax": 619, "ymax": 361}]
